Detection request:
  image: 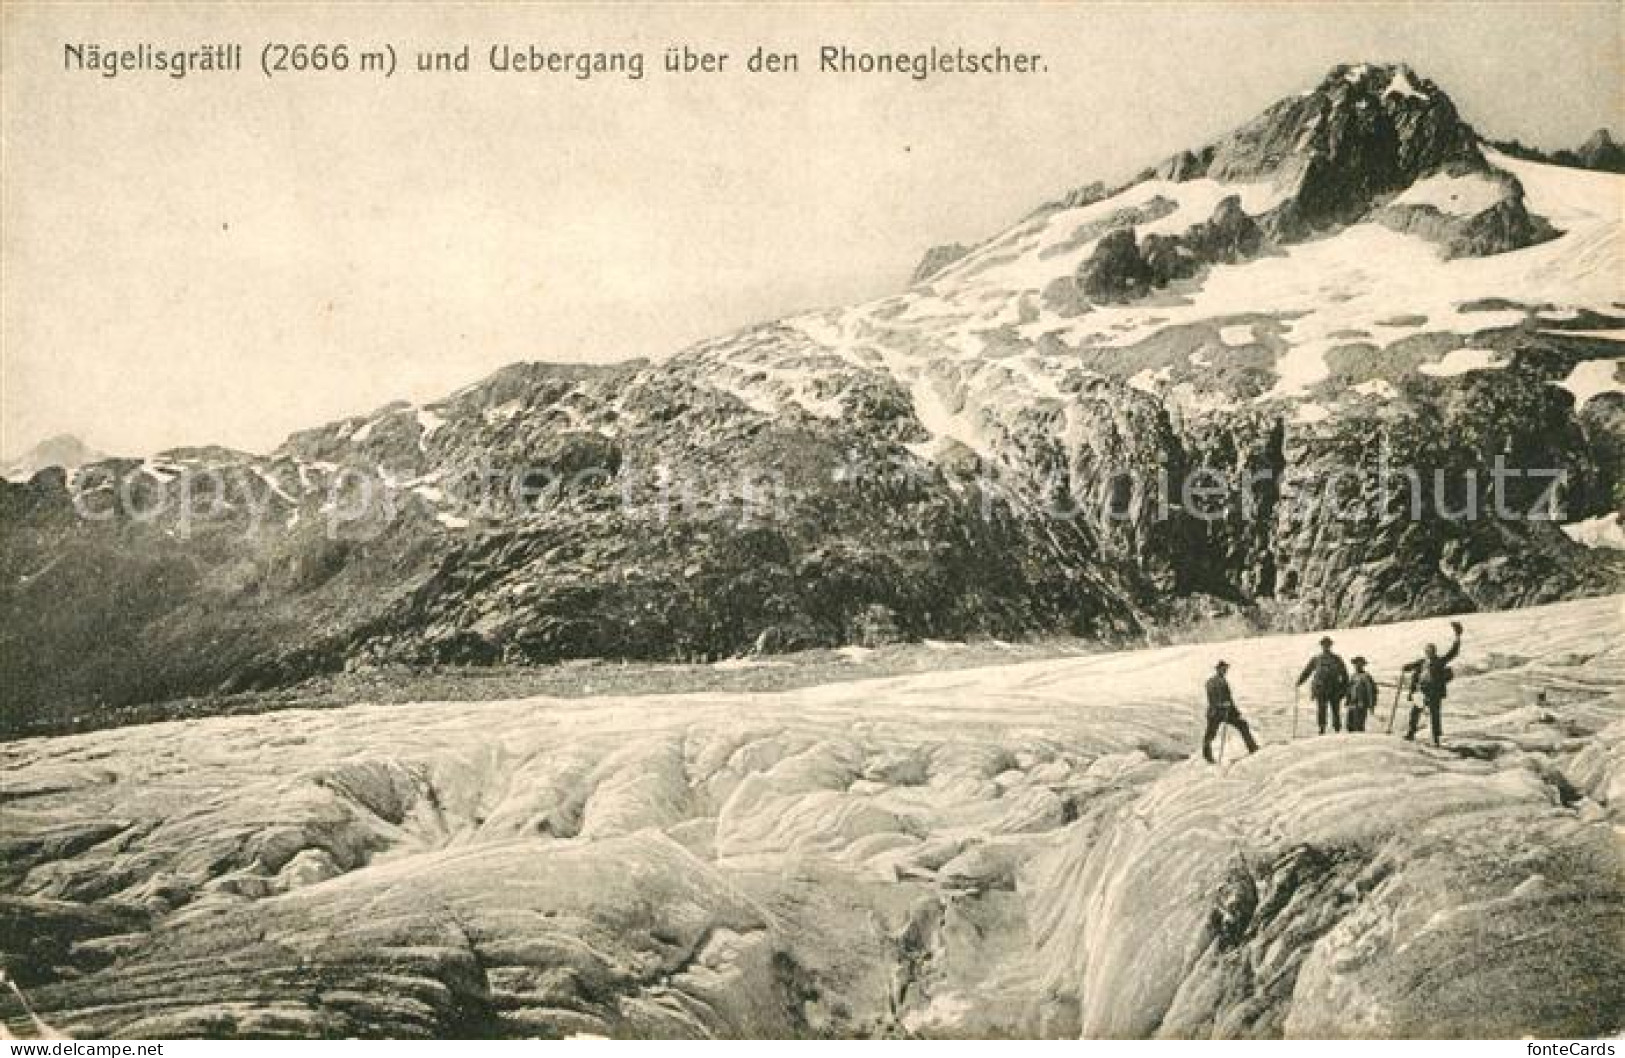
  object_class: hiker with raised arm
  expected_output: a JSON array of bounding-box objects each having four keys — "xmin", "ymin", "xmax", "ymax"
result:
[
  {"xmin": 1203, "ymin": 660, "xmax": 1260, "ymax": 764},
  {"xmin": 1401, "ymin": 620, "xmax": 1464, "ymax": 747},
  {"xmin": 1296, "ymin": 636, "xmax": 1350, "ymax": 734}
]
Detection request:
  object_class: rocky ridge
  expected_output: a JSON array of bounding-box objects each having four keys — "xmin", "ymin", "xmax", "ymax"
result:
[{"xmin": 2, "ymin": 62, "xmax": 1622, "ymax": 733}]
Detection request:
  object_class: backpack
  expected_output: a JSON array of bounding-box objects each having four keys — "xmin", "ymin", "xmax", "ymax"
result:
[{"xmin": 1310, "ymin": 654, "xmax": 1348, "ymax": 695}]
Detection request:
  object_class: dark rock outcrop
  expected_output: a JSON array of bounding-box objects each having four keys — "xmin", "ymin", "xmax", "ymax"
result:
[
  {"xmin": 1033, "ymin": 180, "xmax": 1114, "ymax": 217},
  {"xmin": 1184, "ymin": 195, "xmax": 1265, "ymax": 262},
  {"xmin": 1077, "ymin": 227, "xmax": 1155, "ymax": 302},
  {"xmin": 1066, "ymin": 196, "xmax": 1267, "ymax": 300},
  {"xmin": 1575, "ymin": 129, "xmax": 1625, "ymax": 173},
  {"xmin": 911, "ymin": 242, "xmax": 972, "ymax": 284},
  {"xmin": 1155, "ymin": 148, "xmax": 1213, "ymax": 182},
  {"xmin": 1487, "ymin": 129, "xmax": 1625, "ymax": 174},
  {"xmin": 1372, "ymin": 168, "xmax": 1558, "ymax": 258}
]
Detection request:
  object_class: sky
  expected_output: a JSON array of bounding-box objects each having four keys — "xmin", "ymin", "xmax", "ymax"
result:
[{"xmin": 2, "ymin": 2, "xmax": 1620, "ymax": 459}]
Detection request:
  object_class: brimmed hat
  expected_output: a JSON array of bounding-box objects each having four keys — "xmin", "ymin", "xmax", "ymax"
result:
[
  {"xmin": 1214, "ymin": 659, "xmax": 1230, "ymax": 670},
  {"xmin": 1319, "ymin": 636, "xmax": 1334, "ymax": 647},
  {"xmin": 1351, "ymin": 656, "xmax": 1367, "ymax": 666}
]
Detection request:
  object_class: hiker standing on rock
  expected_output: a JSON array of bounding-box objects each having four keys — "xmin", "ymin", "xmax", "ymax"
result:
[
  {"xmin": 1296, "ymin": 636, "xmax": 1350, "ymax": 734},
  {"xmin": 1402, "ymin": 621, "xmax": 1464, "ymax": 747},
  {"xmin": 1345, "ymin": 656, "xmax": 1378, "ymax": 732},
  {"xmin": 1203, "ymin": 660, "xmax": 1259, "ymax": 763}
]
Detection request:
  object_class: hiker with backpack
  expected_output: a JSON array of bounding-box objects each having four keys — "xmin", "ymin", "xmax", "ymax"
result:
[
  {"xmin": 1401, "ymin": 620, "xmax": 1465, "ymax": 746},
  {"xmin": 1296, "ymin": 636, "xmax": 1350, "ymax": 734}
]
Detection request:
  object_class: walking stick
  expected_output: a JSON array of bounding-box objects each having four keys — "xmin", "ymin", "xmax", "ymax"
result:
[
  {"xmin": 1385, "ymin": 675, "xmax": 1405, "ymax": 733},
  {"xmin": 1217, "ymin": 720, "xmax": 1230, "ymax": 764}
]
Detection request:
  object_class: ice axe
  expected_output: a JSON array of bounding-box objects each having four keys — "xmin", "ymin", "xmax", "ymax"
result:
[
  {"xmin": 1386, "ymin": 671, "xmax": 1406, "ymax": 733},
  {"xmin": 1291, "ymin": 684, "xmax": 1301, "ymax": 741}
]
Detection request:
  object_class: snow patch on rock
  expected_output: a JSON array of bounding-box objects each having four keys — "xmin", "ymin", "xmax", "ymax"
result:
[
  {"xmin": 1419, "ymin": 348, "xmax": 1508, "ymax": 377},
  {"xmin": 1562, "ymin": 512, "xmax": 1625, "ymax": 550},
  {"xmin": 1551, "ymin": 358, "xmax": 1624, "ymax": 407},
  {"xmin": 1391, "ymin": 173, "xmax": 1506, "ymax": 217},
  {"xmin": 1383, "ymin": 69, "xmax": 1428, "ymax": 101},
  {"xmin": 1352, "ymin": 379, "xmax": 1399, "ymax": 400}
]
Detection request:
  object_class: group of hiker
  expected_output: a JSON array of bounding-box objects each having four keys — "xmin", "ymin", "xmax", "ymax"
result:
[{"xmin": 1202, "ymin": 620, "xmax": 1464, "ymax": 763}]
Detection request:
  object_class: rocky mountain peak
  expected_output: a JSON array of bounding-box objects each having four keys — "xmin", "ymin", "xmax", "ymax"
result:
[
  {"xmin": 1154, "ymin": 62, "xmax": 1486, "ymax": 236},
  {"xmin": 1580, "ymin": 127, "xmax": 1617, "ymax": 152},
  {"xmin": 1577, "ymin": 128, "xmax": 1624, "ymax": 172},
  {"xmin": 1, "ymin": 433, "xmax": 106, "ymax": 482},
  {"xmin": 1212, "ymin": 63, "xmax": 1479, "ymax": 178}
]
